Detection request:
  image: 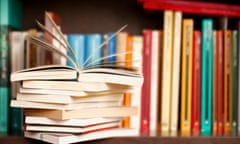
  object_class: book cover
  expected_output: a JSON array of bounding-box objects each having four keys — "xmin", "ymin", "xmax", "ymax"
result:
[
  {"xmin": 201, "ymin": 19, "xmax": 213, "ymax": 136},
  {"xmin": 161, "ymin": 10, "xmax": 173, "ymax": 134},
  {"xmin": 191, "ymin": 30, "xmax": 201, "ymax": 136},
  {"xmin": 223, "ymin": 30, "xmax": 232, "ymax": 136},
  {"xmin": 231, "ymin": 30, "xmax": 238, "ymax": 135},
  {"xmin": 170, "ymin": 11, "xmax": 182, "ymax": 134},
  {"xmin": 180, "ymin": 19, "xmax": 193, "ymax": 136}
]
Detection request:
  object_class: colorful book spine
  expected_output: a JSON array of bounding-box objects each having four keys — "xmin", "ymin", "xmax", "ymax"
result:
[
  {"xmin": 85, "ymin": 34, "xmax": 103, "ymax": 67},
  {"xmin": 224, "ymin": 30, "xmax": 232, "ymax": 136},
  {"xmin": 231, "ymin": 30, "xmax": 238, "ymax": 135},
  {"xmin": 191, "ymin": 30, "xmax": 201, "ymax": 136},
  {"xmin": 122, "ymin": 35, "xmax": 133, "ymax": 128},
  {"xmin": 150, "ymin": 30, "xmax": 161, "ymax": 131},
  {"xmin": 201, "ymin": 19, "xmax": 213, "ymax": 136},
  {"xmin": 161, "ymin": 10, "xmax": 173, "ymax": 134},
  {"xmin": 140, "ymin": 30, "xmax": 152, "ymax": 134},
  {"xmin": 170, "ymin": 11, "xmax": 182, "ymax": 134},
  {"xmin": 0, "ymin": 0, "xmax": 22, "ymax": 29},
  {"xmin": 180, "ymin": 19, "xmax": 193, "ymax": 136},
  {"xmin": 0, "ymin": 26, "xmax": 10, "ymax": 132},
  {"xmin": 216, "ymin": 31, "xmax": 224, "ymax": 136},
  {"xmin": 116, "ymin": 32, "xmax": 128, "ymax": 66},
  {"xmin": 106, "ymin": 32, "xmax": 117, "ymax": 63},
  {"xmin": 212, "ymin": 31, "xmax": 217, "ymax": 136},
  {"xmin": 67, "ymin": 34, "xmax": 85, "ymax": 68}
]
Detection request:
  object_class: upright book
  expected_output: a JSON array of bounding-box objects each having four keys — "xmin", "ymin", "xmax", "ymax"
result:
[
  {"xmin": 180, "ymin": 19, "xmax": 193, "ymax": 136},
  {"xmin": 201, "ymin": 19, "xmax": 213, "ymax": 136}
]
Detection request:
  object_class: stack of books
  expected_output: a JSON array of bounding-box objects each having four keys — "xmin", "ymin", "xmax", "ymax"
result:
[{"xmin": 10, "ymin": 12, "xmax": 143, "ymax": 144}]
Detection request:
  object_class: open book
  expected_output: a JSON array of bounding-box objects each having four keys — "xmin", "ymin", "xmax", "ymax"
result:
[{"xmin": 10, "ymin": 12, "xmax": 143, "ymax": 87}]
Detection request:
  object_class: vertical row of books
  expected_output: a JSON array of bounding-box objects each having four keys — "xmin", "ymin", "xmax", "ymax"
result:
[
  {"xmin": 138, "ymin": 0, "xmax": 240, "ymax": 136},
  {"xmin": 9, "ymin": 12, "xmax": 144, "ymax": 143},
  {"xmin": 0, "ymin": 0, "xmax": 22, "ymax": 133}
]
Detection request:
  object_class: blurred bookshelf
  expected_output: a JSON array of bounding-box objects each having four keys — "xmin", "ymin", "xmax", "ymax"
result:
[{"xmin": 1, "ymin": 0, "xmax": 240, "ymax": 143}]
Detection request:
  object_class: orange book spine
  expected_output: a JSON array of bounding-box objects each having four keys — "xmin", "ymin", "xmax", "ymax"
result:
[
  {"xmin": 223, "ymin": 30, "xmax": 232, "ymax": 136},
  {"xmin": 122, "ymin": 35, "xmax": 133, "ymax": 128}
]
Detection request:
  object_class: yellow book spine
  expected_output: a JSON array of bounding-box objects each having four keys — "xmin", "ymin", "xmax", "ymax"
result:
[
  {"xmin": 181, "ymin": 19, "xmax": 194, "ymax": 135},
  {"xmin": 161, "ymin": 10, "xmax": 174, "ymax": 133}
]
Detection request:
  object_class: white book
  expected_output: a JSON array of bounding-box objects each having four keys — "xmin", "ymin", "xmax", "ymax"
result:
[
  {"xmin": 25, "ymin": 122, "xmax": 120, "ymax": 133},
  {"xmin": 17, "ymin": 93, "xmax": 123, "ymax": 104},
  {"xmin": 11, "ymin": 100, "xmax": 122, "ymax": 110},
  {"xmin": 24, "ymin": 128, "xmax": 139, "ymax": 144},
  {"xmin": 25, "ymin": 116, "xmax": 123, "ymax": 127},
  {"xmin": 170, "ymin": 11, "xmax": 182, "ymax": 133},
  {"xmin": 130, "ymin": 36, "xmax": 143, "ymax": 130},
  {"xmin": 150, "ymin": 30, "xmax": 161, "ymax": 131}
]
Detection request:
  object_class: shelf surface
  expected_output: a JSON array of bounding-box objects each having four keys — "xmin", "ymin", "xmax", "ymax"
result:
[{"xmin": 1, "ymin": 135, "xmax": 240, "ymax": 144}]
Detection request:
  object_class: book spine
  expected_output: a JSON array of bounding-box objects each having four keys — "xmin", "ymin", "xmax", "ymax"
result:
[
  {"xmin": 106, "ymin": 32, "xmax": 117, "ymax": 63},
  {"xmin": 122, "ymin": 35, "xmax": 133, "ymax": 128},
  {"xmin": 170, "ymin": 11, "xmax": 182, "ymax": 134},
  {"xmin": 150, "ymin": 30, "xmax": 160, "ymax": 131},
  {"xmin": 130, "ymin": 36, "xmax": 143, "ymax": 131},
  {"xmin": 212, "ymin": 31, "xmax": 217, "ymax": 136},
  {"xmin": 0, "ymin": 25, "xmax": 10, "ymax": 132},
  {"xmin": 223, "ymin": 30, "xmax": 232, "ymax": 136},
  {"xmin": 161, "ymin": 10, "xmax": 173, "ymax": 134},
  {"xmin": 67, "ymin": 34, "xmax": 85, "ymax": 68},
  {"xmin": 140, "ymin": 30, "xmax": 152, "ymax": 134},
  {"xmin": 116, "ymin": 32, "xmax": 128, "ymax": 66},
  {"xmin": 85, "ymin": 34, "xmax": 103, "ymax": 67},
  {"xmin": 216, "ymin": 31, "xmax": 224, "ymax": 136},
  {"xmin": 180, "ymin": 19, "xmax": 193, "ymax": 136},
  {"xmin": 191, "ymin": 30, "xmax": 201, "ymax": 136},
  {"xmin": 231, "ymin": 30, "xmax": 238, "ymax": 135},
  {"xmin": 201, "ymin": 19, "xmax": 213, "ymax": 136}
]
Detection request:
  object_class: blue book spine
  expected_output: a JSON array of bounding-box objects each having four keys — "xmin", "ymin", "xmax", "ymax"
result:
[
  {"xmin": 67, "ymin": 34, "xmax": 85, "ymax": 68},
  {"xmin": 106, "ymin": 32, "xmax": 116, "ymax": 63},
  {"xmin": 201, "ymin": 19, "xmax": 213, "ymax": 136},
  {"xmin": 85, "ymin": 34, "xmax": 103, "ymax": 67}
]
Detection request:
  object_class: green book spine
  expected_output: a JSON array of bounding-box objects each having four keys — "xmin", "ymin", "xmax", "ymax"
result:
[
  {"xmin": 9, "ymin": 107, "xmax": 23, "ymax": 134},
  {"xmin": 0, "ymin": 25, "xmax": 10, "ymax": 133},
  {"xmin": 232, "ymin": 30, "xmax": 238, "ymax": 135},
  {"xmin": 0, "ymin": 0, "xmax": 22, "ymax": 29},
  {"xmin": 0, "ymin": 88, "xmax": 9, "ymax": 132}
]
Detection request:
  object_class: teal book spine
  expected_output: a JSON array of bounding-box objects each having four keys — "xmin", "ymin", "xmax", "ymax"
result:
[
  {"xmin": 201, "ymin": 19, "xmax": 213, "ymax": 136},
  {"xmin": 0, "ymin": 25, "xmax": 10, "ymax": 133},
  {"xmin": 232, "ymin": 30, "xmax": 238, "ymax": 135},
  {"xmin": 85, "ymin": 34, "xmax": 103, "ymax": 67},
  {"xmin": 67, "ymin": 34, "xmax": 85, "ymax": 68},
  {"xmin": 9, "ymin": 107, "xmax": 23, "ymax": 134},
  {"xmin": 0, "ymin": 0, "xmax": 22, "ymax": 29}
]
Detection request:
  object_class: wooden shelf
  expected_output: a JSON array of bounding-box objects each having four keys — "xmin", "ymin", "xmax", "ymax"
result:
[{"xmin": 1, "ymin": 135, "xmax": 240, "ymax": 144}]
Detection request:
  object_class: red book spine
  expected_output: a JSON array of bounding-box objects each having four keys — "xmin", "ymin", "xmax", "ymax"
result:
[
  {"xmin": 140, "ymin": 30, "xmax": 152, "ymax": 135},
  {"xmin": 217, "ymin": 31, "xmax": 224, "ymax": 136},
  {"xmin": 191, "ymin": 31, "xmax": 201, "ymax": 136}
]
